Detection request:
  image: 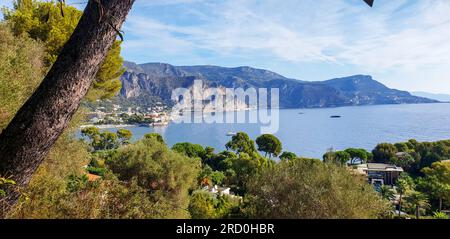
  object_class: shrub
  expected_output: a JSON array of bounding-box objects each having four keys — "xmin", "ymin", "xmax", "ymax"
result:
[
  {"xmin": 107, "ymin": 137, "xmax": 201, "ymax": 218},
  {"xmin": 244, "ymin": 158, "xmax": 389, "ymax": 219}
]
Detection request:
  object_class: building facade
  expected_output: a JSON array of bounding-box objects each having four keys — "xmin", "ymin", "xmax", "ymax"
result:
[{"xmin": 355, "ymin": 163, "xmax": 404, "ymax": 186}]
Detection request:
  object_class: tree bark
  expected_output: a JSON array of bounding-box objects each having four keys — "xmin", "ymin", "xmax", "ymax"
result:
[{"xmin": 0, "ymin": 0, "xmax": 135, "ymax": 216}]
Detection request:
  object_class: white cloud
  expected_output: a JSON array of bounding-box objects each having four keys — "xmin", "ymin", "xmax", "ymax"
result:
[
  {"xmin": 122, "ymin": 0, "xmax": 450, "ymax": 93},
  {"xmin": 124, "ymin": 0, "xmax": 346, "ymax": 63},
  {"xmin": 336, "ymin": 0, "xmax": 450, "ymax": 70},
  {"xmin": 2, "ymin": 0, "xmax": 448, "ymax": 92}
]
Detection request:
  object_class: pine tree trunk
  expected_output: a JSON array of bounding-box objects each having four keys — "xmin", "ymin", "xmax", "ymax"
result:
[{"xmin": 0, "ymin": 0, "xmax": 135, "ymax": 216}]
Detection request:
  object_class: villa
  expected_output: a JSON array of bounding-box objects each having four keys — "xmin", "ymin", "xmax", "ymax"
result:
[{"xmin": 355, "ymin": 163, "xmax": 404, "ymax": 186}]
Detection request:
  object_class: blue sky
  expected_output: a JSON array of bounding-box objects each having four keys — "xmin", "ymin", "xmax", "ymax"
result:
[{"xmin": 2, "ymin": 0, "xmax": 450, "ymax": 94}]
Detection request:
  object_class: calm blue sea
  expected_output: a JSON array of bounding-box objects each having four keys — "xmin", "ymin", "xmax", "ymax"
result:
[{"xmin": 95, "ymin": 103, "xmax": 450, "ymax": 159}]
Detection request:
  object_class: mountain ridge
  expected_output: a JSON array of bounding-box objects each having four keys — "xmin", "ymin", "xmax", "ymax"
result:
[{"xmin": 120, "ymin": 61, "xmax": 438, "ymax": 108}]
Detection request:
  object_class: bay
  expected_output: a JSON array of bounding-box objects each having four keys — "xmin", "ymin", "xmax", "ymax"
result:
[{"xmin": 95, "ymin": 103, "xmax": 450, "ymax": 159}]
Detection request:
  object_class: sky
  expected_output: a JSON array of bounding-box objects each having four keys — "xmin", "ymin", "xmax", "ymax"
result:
[{"xmin": 2, "ymin": 0, "xmax": 450, "ymax": 94}]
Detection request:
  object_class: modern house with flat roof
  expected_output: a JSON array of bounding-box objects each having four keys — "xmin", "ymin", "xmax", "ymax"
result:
[{"xmin": 355, "ymin": 163, "xmax": 404, "ymax": 186}]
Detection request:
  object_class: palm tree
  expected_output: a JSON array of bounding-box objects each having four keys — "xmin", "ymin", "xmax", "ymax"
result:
[
  {"xmin": 396, "ymin": 175, "xmax": 414, "ymax": 216},
  {"xmin": 404, "ymin": 191, "xmax": 430, "ymax": 219},
  {"xmin": 379, "ymin": 185, "xmax": 395, "ymax": 201}
]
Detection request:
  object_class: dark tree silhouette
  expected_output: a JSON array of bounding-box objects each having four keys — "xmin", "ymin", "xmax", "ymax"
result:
[
  {"xmin": 0, "ymin": 0, "xmax": 135, "ymax": 215},
  {"xmin": 363, "ymin": 0, "xmax": 374, "ymax": 7}
]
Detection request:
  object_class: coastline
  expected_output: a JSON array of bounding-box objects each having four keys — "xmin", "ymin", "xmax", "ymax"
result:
[
  {"xmin": 80, "ymin": 124, "xmax": 135, "ymax": 129},
  {"xmin": 82, "ymin": 103, "xmax": 448, "ymax": 130}
]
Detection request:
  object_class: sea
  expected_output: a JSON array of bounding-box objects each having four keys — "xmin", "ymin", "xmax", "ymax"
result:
[{"xmin": 92, "ymin": 103, "xmax": 450, "ymax": 159}]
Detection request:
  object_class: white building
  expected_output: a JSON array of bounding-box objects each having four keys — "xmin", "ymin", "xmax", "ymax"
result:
[{"xmin": 204, "ymin": 185, "xmax": 231, "ymax": 196}]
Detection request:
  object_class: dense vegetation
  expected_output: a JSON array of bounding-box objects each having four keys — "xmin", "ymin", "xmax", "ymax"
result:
[
  {"xmin": 245, "ymin": 158, "xmax": 387, "ymax": 219},
  {"xmin": 323, "ymin": 140, "xmax": 450, "ymax": 218},
  {"xmin": 6, "ymin": 119, "xmax": 449, "ymax": 219},
  {"xmin": 8, "ymin": 126, "xmax": 389, "ymax": 219},
  {"xmin": 2, "ymin": 0, "xmax": 124, "ymax": 101},
  {"xmin": 0, "ymin": 23, "xmax": 44, "ymax": 129},
  {"xmin": 371, "ymin": 140, "xmax": 450, "ymax": 218},
  {"xmin": 372, "ymin": 140, "xmax": 450, "ymax": 175}
]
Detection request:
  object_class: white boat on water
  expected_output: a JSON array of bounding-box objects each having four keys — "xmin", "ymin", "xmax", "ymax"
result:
[{"xmin": 226, "ymin": 132, "xmax": 237, "ymax": 136}]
